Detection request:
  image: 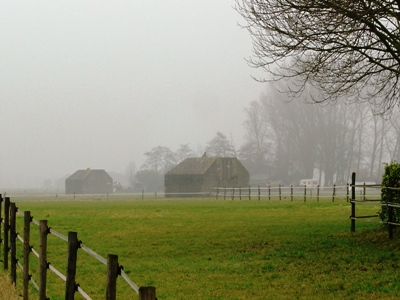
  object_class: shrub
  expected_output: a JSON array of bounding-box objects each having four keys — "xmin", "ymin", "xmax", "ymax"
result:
[{"xmin": 379, "ymin": 161, "xmax": 400, "ymax": 222}]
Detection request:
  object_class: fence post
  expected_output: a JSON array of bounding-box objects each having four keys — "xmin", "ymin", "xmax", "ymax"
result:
[
  {"xmin": 39, "ymin": 220, "xmax": 49, "ymax": 300},
  {"xmin": 290, "ymin": 185, "xmax": 293, "ymax": 202},
  {"xmin": 317, "ymin": 185, "xmax": 320, "ymax": 202},
  {"xmin": 304, "ymin": 186, "xmax": 307, "ymax": 203},
  {"xmin": 249, "ymin": 186, "xmax": 251, "ymax": 201},
  {"xmin": 23, "ymin": 211, "xmax": 31, "ymax": 300},
  {"xmin": 4, "ymin": 197, "xmax": 10, "ymax": 270},
  {"xmin": 332, "ymin": 184, "xmax": 336, "ymax": 202},
  {"xmin": 346, "ymin": 183, "xmax": 349, "ymax": 202},
  {"xmin": 139, "ymin": 286, "xmax": 157, "ymax": 300},
  {"xmin": 231, "ymin": 187, "xmax": 235, "ymax": 200},
  {"xmin": 268, "ymin": 186, "xmax": 271, "ymax": 201},
  {"xmin": 224, "ymin": 187, "xmax": 226, "ymax": 200},
  {"xmin": 216, "ymin": 187, "xmax": 218, "ymax": 200},
  {"xmin": 351, "ymin": 172, "xmax": 356, "ymax": 232},
  {"xmin": 10, "ymin": 202, "xmax": 17, "ymax": 285},
  {"xmin": 106, "ymin": 254, "xmax": 119, "ymax": 300},
  {"xmin": 258, "ymin": 186, "xmax": 260, "ymax": 201},
  {"xmin": 279, "ymin": 185, "xmax": 281, "ymax": 201},
  {"xmin": 239, "ymin": 187, "xmax": 242, "ymax": 201},
  {"xmin": 363, "ymin": 182, "xmax": 366, "ymax": 201},
  {"xmin": 66, "ymin": 232, "xmax": 79, "ymax": 300}
]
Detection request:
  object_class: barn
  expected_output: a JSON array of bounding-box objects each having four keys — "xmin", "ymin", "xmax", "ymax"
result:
[
  {"xmin": 65, "ymin": 168, "xmax": 113, "ymax": 194},
  {"xmin": 164, "ymin": 156, "xmax": 249, "ymax": 197}
]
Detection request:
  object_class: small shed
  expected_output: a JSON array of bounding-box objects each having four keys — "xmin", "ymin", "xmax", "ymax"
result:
[
  {"xmin": 65, "ymin": 168, "xmax": 113, "ymax": 194},
  {"xmin": 165, "ymin": 157, "xmax": 249, "ymax": 197}
]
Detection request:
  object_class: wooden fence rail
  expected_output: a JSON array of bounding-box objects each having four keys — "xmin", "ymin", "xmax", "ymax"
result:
[
  {"xmin": 212, "ymin": 184, "xmax": 362, "ymax": 202},
  {"xmin": 0, "ymin": 196, "xmax": 156, "ymax": 300},
  {"xmin": 348, "ymin": 172, "xmax": 400, "ymax": 239}
]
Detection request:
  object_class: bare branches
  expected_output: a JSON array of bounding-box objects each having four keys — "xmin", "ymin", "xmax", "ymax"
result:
[{"xmin": 236, "ymin": 0, "xmax": 400, "ymax": 113}]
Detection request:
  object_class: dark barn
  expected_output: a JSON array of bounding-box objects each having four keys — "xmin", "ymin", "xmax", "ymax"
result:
[
  {"xmin": 165, "ymin": 157, "xmax": 249, "ymax": 197},
  {"xmin": 65, "ymin": 168, "xmax": 113, "ymax": 194}
]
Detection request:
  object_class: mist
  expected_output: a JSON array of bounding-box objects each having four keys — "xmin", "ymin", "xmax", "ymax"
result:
[{"xmin": 0, "ymin": 1, "xmax": 264, "ymax": 189}]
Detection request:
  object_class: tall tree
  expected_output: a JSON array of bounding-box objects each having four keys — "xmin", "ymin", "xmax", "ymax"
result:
[
  {"xmin": 205, "ymin": 132, "xmax": 236, "ymax": 157},
  {"xmin": 236, "ymin": 0, "xmax": 400, "ymax": 113},
  {"xmin": 239, "ymin": 100, "xmax": 271, "ymax": 174},
  {"xmin": 141, "ymin": 146, "xmax": 177, "ymax": 173}
]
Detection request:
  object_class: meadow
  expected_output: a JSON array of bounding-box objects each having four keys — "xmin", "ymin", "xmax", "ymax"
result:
[{"xmin": 2, "ymin": 195, "xmax": 400, "ymax": 299}]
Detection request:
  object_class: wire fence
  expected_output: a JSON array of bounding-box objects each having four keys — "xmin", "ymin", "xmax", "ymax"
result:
[{"xmin": 0, "ymin": 196, "xmax": 156, "ymax": 300}]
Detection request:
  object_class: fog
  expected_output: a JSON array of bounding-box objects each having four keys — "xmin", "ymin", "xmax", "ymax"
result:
[{"xmin": 0, "ymin": 1, "xmax": 264, "ymax": 189}]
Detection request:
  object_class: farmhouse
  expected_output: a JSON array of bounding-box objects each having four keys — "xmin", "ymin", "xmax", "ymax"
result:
[
  {"xmin": 65, "ymin": 168, "xmax": 113, "ymax": 194},
  {"xmin": 165, "ymin": 156, "xmax": 249, "ymax": 197}
]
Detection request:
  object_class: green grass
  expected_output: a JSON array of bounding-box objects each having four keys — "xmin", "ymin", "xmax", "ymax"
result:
[{"xmin": 3, "ymin": 196, "xmax": 400, "ymax": 299}]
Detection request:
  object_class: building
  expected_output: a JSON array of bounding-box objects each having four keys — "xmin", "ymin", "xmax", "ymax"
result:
[
  {"xmin": 65, "ymin": 168, "xmax": 113, "ymax": 194},
  {"xmin": 165, "ymin": 157, "xmax": 249, "ymax": 197}
]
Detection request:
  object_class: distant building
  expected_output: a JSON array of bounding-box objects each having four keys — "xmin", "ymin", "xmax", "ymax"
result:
[
  {"xmin": 65, "ymin": 168, "xmax": 113, "ymax": 194},
  {"xmin": 165, "ymin": 157, "xmax": 249, "ymax": 197}
]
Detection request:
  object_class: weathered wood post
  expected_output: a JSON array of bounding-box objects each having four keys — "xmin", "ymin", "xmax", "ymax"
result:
[
  {"xmin": 317, "ymin": 185, "xmax": 320, "ymax": 202},
  {"xmin": 139, "ymin": 286, "xmax": 157, "ymax": 300},
  {"xmin": 66, "ymin": 232, "xmax": 79, "ymax": 300},
  {"xmin": 10, "ymin": 202, "xmax": 17, "ymax": 285},
  {"xmin": 39, "ymin": 220, "xmax": 49, "ymax": 300},
  {"xmin": 304, "ymin": 186, "xmax": 307, "ymax": 203},
  {"xmin": 279, "ymin": 185, "xmax": 281, "ymax": 201},
  {"xmin": 258, "ymin": 186, "xmax": 260, "ymax": 201},
  {"xmin": 346, "ymin": 183, "xmax": 349, "ymax": 202},
  {"xmin": 332, "ymin": 184, "xmax": 336, "ymax": 202},
  {"xmin": 239, "ymin": 186, "xmax": 242, "ymax": 200},
  {"xmin": 4, "ymin": 197, "xmax": 10, "ymax": 270},
  {"xmin": 290, "ymin": 185, "xmax": 293, "ymax": 202},
  {"xmin": 268, "ymin": 186, "xmax": 271, "ymax": 201},
  {"xmin": 106, "ymin": 254, "xmax": 119, "ymax": 300},
  {"xmin": 363, "ymin": 182, "xmax": 366, "ymax": 201},
  {"xmin": 248, "ymin": 186, "xmax": 251, "ymax": 201},
  {"xmin": 351, "ymin": 172, "xmax": 356, "ymax": 232},
  {"xmin": 23, "ymin": 211, "xmax": 31, "ymax": 300}
]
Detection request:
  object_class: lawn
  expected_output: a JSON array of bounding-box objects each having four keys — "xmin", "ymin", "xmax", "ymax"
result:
[{"xmin": 2, "ymin": 196, "xmax": 400, "ymax": 299}]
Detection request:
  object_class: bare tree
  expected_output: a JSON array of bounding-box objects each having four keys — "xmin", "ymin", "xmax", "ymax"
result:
[
  {"xmin": 205, "ymin": 132, "xmax": 236, "ymax": 157},
  {"xmin": 125, "ymin": 161, "xmax": 136, "ymax": 190},
  {"xmin": 141, "ymin": 146, "xmax": 177, "ymax": 173},
  {"xmin": 176, "ymin": 144, "xmax": 196, "ymax": 162},
  {"xmin": 236, "ymin": 0, "xmax": 400, "ymax": 113}
]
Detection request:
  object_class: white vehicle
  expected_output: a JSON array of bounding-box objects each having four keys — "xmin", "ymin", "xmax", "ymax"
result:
[{"xmin": 299, "ymin": 179, "xmax": 319, "ymax": 188}]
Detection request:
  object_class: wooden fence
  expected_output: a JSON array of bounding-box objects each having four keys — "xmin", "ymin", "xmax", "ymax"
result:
[
  {"xmin": 0, "ymin": 196, "xmax": 156, "ymax": 300},
  {"xmin": 211, "ymin": 184, "xmax": 359, "ymax": 202},
  {"xmin": 349, "ymin": 172, "xmax": 400, "ymax": 239}
]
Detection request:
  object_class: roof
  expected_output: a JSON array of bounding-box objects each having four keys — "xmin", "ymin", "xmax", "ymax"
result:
[
  {"xmin": 66, "ymin": 168, "xmax": 111, "ymax": 181},
  {"xmin": 166, "ymin": 157, "xmax": 218, "ymax": 175},
  {"xmin": 166, "ymin": 157, "xmax": 240, "ymax": 175}
]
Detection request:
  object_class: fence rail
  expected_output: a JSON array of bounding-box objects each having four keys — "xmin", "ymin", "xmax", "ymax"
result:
[
  {"xmin": 348, "ymin": 172, "xmax": 400, "ymax": 239},
  {"xmin": 210, "ymin": 183, "xmax": 380, "ymax": 202},
  {"xmin": 0, "ymin": 196, "xmax": 156, "ymax": 300}
]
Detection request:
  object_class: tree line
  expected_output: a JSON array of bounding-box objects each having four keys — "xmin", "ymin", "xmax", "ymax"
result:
[{"xmin": 126, "ymin": 85, "xmax": 400, "ymax": 191}]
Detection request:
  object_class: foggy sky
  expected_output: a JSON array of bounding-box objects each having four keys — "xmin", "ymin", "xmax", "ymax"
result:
[{"xmin": 0, "ymin": 1, "xmax": 264, "ymax": 189}]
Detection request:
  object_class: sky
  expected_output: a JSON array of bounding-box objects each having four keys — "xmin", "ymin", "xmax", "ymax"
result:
[{"xmin": 0, "ymin": 1, "xmax": 265, "ymax": 189}]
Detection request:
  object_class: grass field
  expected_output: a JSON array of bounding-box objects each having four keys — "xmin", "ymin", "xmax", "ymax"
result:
[{"xmin": 2, "ymin": 196, "xmax": 400, "ymax": 299}]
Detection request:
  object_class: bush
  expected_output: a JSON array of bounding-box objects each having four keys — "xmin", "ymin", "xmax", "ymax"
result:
[{"xmin": 379, "ymin": 161, "xmax": 400, "ymax": 222}]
